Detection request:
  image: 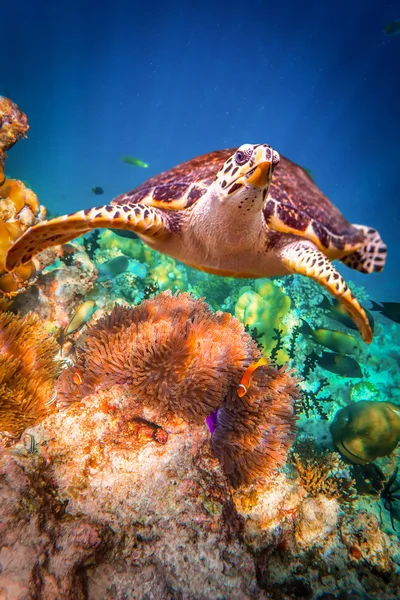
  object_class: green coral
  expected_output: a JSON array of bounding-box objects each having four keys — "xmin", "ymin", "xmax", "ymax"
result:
[
  {"xmin": 235, "ymin": 279, "xmax": 291, "ymax": 362},
  {"xmin": 151, "ymin": 255, "xmax": 187, "ymax": 292},
  {"xmin": 350, "ymin": 381, "xmax": 379, "ymax": 403},
  {"xmin": 97, "ymin": 230, "xmax": 156, "ymax": 264},
  {"xmin": 96, "ymin": 230, "xmax": 187, "ymax": 294}
]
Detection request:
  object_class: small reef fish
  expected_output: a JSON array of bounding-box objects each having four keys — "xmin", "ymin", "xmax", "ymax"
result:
[
  {"xmin": 97, "ymin": 256, "xmax": 147, "ymax": 281},
  {"xmin": 237, "ymin": 356, "xmax": 268, "ymax": 397},
  {"xmin": 384, "ymin": 20, "xmax": 400, "ymax": 36},
  {"xmin": 299, "ymin": 319, "xmax": 359, "ymax": 355},
  {"xmin": 97, "ymin": 256, "xmax": 130, "ymax": 281},
  {"xmin": 24, "ymin": 433, "xmax": 38, "ymax": 455},
  {"xmin": 73, "ymin": 371, "xmax": 83, "ymax": 385},
  {"xmin": 121, "ymin": 156, "xmax": 149, "ymax": 168},
  {"xmin": 317, "ymin": 295, "xmax": 374, "ymax": 333},
  {"xmin": 313, "ymin": 350, "xmax": 362, "ymax": 378},
  {"xmin": 110, "ymin": 228, "xmax": 138, "ymax": 240},
  {"xmin": 370, "ymin": 300, "xmax": 400, "ymax": 324},
  {"xmin": 92, "ymin": 186, "xmax": 104, "ymax": 195},
  {"xmin": 58, "ymin": 300, "xmax": 97, "ymax": 348}
]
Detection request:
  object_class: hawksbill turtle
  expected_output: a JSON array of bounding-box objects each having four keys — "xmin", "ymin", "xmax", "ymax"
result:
[{"xmin": 5, "ymin": 144, "xmax": 386, "ymax": 343}]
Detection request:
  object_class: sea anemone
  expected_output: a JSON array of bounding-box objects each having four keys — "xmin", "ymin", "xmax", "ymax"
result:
[
  {"xmin": 0, "ymin": 311, "xmax": 59, "ymax": 436},
  {"xmin": 211, "ymin": 365, "xmax": 300, "ymax": 485},
  {"xmin": 57, "ymin": 291, "xmax": 254, "ymax": 418},
  {"xmin": 57, "ymin": 291, "xmax": 299, "ymax": 483}
]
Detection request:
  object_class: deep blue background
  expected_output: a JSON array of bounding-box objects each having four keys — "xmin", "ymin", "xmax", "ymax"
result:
[{"xmin": 2, "ymin": 0, "xmax": 399, "ymax": 298}]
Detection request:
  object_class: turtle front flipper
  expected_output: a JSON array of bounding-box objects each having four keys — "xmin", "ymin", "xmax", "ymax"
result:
[
  {"xmin": 6, "ymin": 203, "xmax": 171, "ymax": 272},
  {"xmin": 280, "ymin": 240, "xmax": 372, "ymax": 343},
  {"xmin": 340, "ymin": 224, "xmax": 387, "ymax": 274}
]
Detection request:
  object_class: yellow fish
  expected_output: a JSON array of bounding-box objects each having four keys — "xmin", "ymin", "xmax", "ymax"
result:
[
  {"xmin": 237, "ymin": 356, "xmax": 268, "ymax": 397},
  {"xmin": 299, "ymin": 319, "xmax": 359, "ymax": 355},
  {"xmin": 58, "ymin": 300, "xmax": 97, "ymax": 348}
]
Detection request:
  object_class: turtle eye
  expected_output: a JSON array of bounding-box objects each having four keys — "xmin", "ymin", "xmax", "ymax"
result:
[
  {"xmin": 272, "ymin": 150, "xmax": 280, "ymax": 166},
  {"xmin": 235, "ymin": 151, "xmax": 248, "ymax": 165}
]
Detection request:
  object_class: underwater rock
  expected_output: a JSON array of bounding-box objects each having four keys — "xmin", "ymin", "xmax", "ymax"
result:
[
  {"xmin": 1, "ymin": 382, "xmax": 399, "ymax": 599},
  {"xmin": 0, "ymin": 451, "xmax": 110, "ymax": 599},
  {"xmin": 330, "ymin": 400, "xmax": 400, "ymax": 463}
]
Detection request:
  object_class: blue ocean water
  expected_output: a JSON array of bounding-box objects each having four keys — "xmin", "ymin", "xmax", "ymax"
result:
[{"xmin": 2, "ymin": 0, "xmax": 399, "ymax": 299}]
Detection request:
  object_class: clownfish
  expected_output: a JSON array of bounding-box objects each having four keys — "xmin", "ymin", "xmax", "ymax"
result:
[
  {"xmin": 237, "ymin": 356, "xmax": 268, "ymax": 397},
  {"xmin": 73, "ymin": 371, "xmax": 83, "ymax": 385}
]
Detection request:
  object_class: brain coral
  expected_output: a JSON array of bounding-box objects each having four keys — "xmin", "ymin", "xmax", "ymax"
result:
[
  {"xmin": 56, "ymin": 291, "xmax": 299, "ymax": 484},
  {"xmin": 0, "ymin": 311, "xmax": 59, "ymax": 436}
]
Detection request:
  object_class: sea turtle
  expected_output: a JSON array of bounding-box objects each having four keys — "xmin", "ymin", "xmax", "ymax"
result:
[{"xmin": 5, "ymin": 144, "xmax": 386, "ymax": 343}]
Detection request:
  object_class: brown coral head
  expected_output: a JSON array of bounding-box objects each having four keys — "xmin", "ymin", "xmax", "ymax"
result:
[
  {"xmin": 0, "ymin": 97, "xmax": 29, "ymax": 159},
  {"xmin": 0, "ymin": 311, "xmax": 59, "ymax": 436},
  {"xmin": 211, "ymin": 364, "xmax": 300, "ymax": 485}
]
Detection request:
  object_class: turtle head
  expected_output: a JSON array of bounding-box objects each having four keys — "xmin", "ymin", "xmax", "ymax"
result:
[{"xmin": 215, "ymin": 144, "xmax": 280, "ymax": 213}]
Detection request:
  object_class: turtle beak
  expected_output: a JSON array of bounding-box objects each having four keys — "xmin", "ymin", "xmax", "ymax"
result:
[{"xmin": 245, "ymin": 161, "xmax": 272, "ymax": 188}]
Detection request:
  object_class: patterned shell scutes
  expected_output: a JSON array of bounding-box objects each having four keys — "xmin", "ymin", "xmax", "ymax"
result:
[
  {"xmin": 111, "ymin": 149, "xmax": 233, "ymax": 210},
  {"xmin": 264, "ymin": 156, "xmax": 364, "ymax": 250}
]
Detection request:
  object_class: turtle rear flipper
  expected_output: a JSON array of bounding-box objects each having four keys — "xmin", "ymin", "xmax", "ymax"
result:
[
  {"xmin": 6, "ymin": 204, "xmax": 170, "ymax": 272},
  {"xmin": 280, "ymin": 240, "xmax": 372, "ymax": 343},
  {"xmin": 341, "ymin": 225, "xmax": 387, "ymax": 274}
]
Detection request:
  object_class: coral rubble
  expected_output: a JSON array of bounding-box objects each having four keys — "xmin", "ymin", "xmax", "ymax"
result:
[{"xmin": 0, "ymin": 385, "xmax": 399, "ymax": 599}]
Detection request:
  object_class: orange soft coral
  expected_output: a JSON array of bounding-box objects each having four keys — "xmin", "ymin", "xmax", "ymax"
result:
[
  {"xmin": 56, "ymin": 291, "xmax": 299, "ymax": 484},
  {"xmin": 0, "ymin": 97, "xmax": 46, "ymax": 297},
  {"xmin": 0, "ymin": 312, "xmax": 59, "ymax": 436}
]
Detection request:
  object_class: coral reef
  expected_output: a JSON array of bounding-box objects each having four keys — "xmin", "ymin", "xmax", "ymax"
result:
[
  {"xmin": 90, "ymin": 228, "xmax": 188, "ymax": 304},
  {"xmin": 290, "ymin": 437, "xmax": 357, "ymax": 504},
  {"xmin": 0, "ymin": 312, "xmax": 59, "ymax": 436},
  {"xmin": 0, "ymin": 389, "xmax": 399, "ymax": 599},
  {"xmin": 11, "ymin": 241, "xmax": 98, "ymax": 336},
  {"xmin": 55, "ymin": 291, "xmax": 299, "ymax": 484},
  {"xmin": 380, "ymin": 466, "xmax": 400, "ymax": 531},
  {"xmin": 212, "ymin": 364, "xmax": 300, "ymax": 485},
  {"xmin": 235, "ymin": 279, "xmax": 292, "ymax": 362},
  {"xmin": 0, "ymin": 97, "xmax": 49, "ymax": 297}
]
